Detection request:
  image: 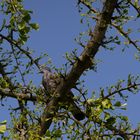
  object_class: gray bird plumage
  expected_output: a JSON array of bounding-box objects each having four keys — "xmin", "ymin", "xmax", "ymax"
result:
[
  {"xmin": 41, "ymin": 66, "xmax": 85, "ymax": 121},
  {"xmin": 41, "ymin": 67, "xmax": 57, "ymax": 93}
]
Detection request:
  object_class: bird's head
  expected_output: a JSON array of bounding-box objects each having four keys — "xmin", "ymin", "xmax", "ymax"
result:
[{"xmin": 39, "ymin": 65, "xmax": 51, "ymax": 73}]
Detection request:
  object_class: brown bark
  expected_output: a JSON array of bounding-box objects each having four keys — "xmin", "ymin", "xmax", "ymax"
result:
[{"xmin": 39, "ymin": 0, "xmax": 118, "ymax": 136}]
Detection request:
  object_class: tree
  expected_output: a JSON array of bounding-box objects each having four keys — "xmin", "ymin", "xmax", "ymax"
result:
[{"xmin": 0, "ymin": 0, "xmax": 140, "ymax": 139}]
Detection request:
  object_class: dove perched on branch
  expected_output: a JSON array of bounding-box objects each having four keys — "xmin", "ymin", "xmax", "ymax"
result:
[{"xmin": 40, "ymin": 66, "xmax": 85, "ymax": 121}]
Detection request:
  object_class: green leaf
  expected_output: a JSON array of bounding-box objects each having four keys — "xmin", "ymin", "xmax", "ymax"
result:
[
  {"xmin": 87, "ymin": 99, "xmax": 94, "ymax": 105},
  {"xmin": 114, "ymin": 101, "xmax": 121, "ymax": 107},
  {"xmin": 117, "ymin": 138, "xmax": 123, "ymax": 140},
  {"xmin": 0, "ymin": 125, "xmax": 6, "ymax": 134},
  {"xmin": 18, "ymin": 21, "xmax": 26, "ymax": 30},
  {"xmin": 10, "ymin": 16, "xmax": 16, "ymax": 25},
  {"xmin": 0, "ymin": 78, "xmax": 9, "ymax": 88},
  {"xmin": 106, "ymin": 117, "xmax": 116, "ymax": 126},
  {"xmin": 104, "ymin": 112, "xmax": 111, "ymax": 121},
  {"xmin": 24, "ymin": 26, "xmax": 30, "ymax": 33},
  {"xmin": 102, "ymin": 99, "xmax": 112, "ymax": 109},
  {"xmin": 127, "ymin": 74, "xmax": 132, "ymax": 86},
  {"xmin": 29, "ymin": 23, "xmax": 39, "ymax": 30},
  {"xmin": 45, "ymin": 130, "xmax": 51, "ymax": 137},
  {"xmin": 120, "ymin": 107, "xmax": 127, "ymax": 110},
  {"xmin": 0, "ymin": 120, "xmax": 7, "ymax": 125},
  {"xmin": 23, "ymin": 13, "xmax": 31, "ymax": 22},
  {"xmin": 120, "ymin": 116, "xmax": 128, "ymax": 121},
  {"xmin": 54, "ymin": 129, "xmax": 62, "ymax": 137}
]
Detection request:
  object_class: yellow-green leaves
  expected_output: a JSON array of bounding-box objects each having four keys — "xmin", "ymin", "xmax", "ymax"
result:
[
  {"xmin": 106, "ymin": 117, "xmax": 116, "ymax": 126},
  {"xmin": 114, "ymin": 101, "xmax": 121, "ymax": 107},
  {"xmin": 101, "ymin": 99, "xmax": 112, "ymax": 109},
  {"xmin": 1, "ymin": 0, "xmax": 39, "ymax": 45},
  {"xmin": 29, "ymin": 23, "xmax": 39, "ymax": 30},
  {"xmin": 86, "ymin": 98, "xmax": 94, "ymax": 105},
  {"xmin": 0, "ymin": 120, "xmax": 7, "ymax": 134},
  {"xmin": 87, "ymin": 98, "xmax": 112, "ymax": 110},
  {"xmin": 0, "ymin": 77, "xmax": 9, "ymax": 88}
]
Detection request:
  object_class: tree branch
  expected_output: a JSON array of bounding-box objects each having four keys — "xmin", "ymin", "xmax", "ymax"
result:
[
  {"xmin": 0, "ymin": 87, "xmax": 37, "ymax": 102},
  {"xmin": 127, "ymin": 0, "xmax": 140, "ymax": 17},
  {"xmin": 39, "ymin": 0, "xmax": 118, "ymax": 136},
  {"xmin": 104, "ymin": 83, "xmax": 140, "ymax": 99},
  {"xmin": 0, "ymin": 34, "xmax": 41, "ymax": 70},
  {"xmin": 112, "ymin": 23, "xmax": 140, "ymax": 51}
]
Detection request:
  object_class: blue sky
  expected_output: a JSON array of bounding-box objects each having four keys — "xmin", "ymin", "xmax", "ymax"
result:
[
  {"xmin": 24, "ymin": 0, "xmax": 140, "ymax": 127},
  {"xmin": 1, "ymin": 0, "xmax": 140, "ymax": 132}
]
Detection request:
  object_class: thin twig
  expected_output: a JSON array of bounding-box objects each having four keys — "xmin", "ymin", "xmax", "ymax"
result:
[
  {"xmin": 112, "ymin": 23, "xmax": 140, "ymax": 51},
  {"xmin": 0, "ymin": 34, "xmax": 41, "ymax": 70}
]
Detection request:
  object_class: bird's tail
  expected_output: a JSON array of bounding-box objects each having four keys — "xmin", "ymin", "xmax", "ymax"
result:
[
  {"xmin": 69, "ymin": 101, "xmax": 85, "ymax": 121},
  {"xmin": 62, "ymin": 91, "xmax": 85, "ymax": 121}
]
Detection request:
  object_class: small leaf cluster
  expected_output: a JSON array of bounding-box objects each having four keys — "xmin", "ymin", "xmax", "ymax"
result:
[
  {"xmin": 0, "ymin": 0, "xmax": 39, "ymax": 45},
  {"xmin": 0, "ymin": 120, "xmax": 6, "ymax": 134}
]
